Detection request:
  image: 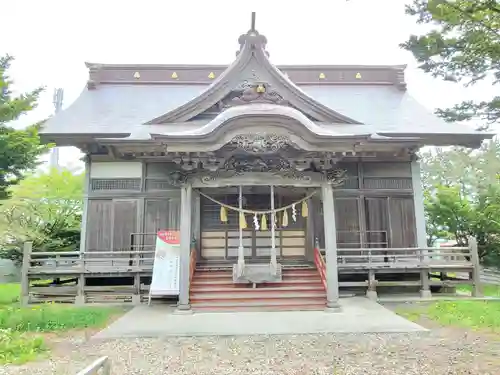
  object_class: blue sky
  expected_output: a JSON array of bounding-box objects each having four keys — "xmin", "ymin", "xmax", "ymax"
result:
[{"xmin": 2, "ymin": 0, "xmax": 496, "ymax": 167}]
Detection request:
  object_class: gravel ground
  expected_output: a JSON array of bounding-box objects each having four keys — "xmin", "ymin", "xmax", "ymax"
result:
[{"xmin": 2, "ymin": 328, "xmax": 500, "ymax": 375}]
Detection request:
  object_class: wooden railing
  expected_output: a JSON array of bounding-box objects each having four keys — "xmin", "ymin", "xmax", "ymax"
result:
[
  {"xmin": 313, "ymin": 247, "xmax": 327, "ymax": 290},
  {"xmin": 334, "ymin": 246, "xmax": 474, "ymax": 267},
  {"xmin": 336, "ymin": 230, "xmax": 388, "ymax": 249},
  {"xmin": 76, "ymin": 356, "xmax": 110, "ymax": 375},
  {"xmin": 481, "ymin": 267, "xmax": 500, "ymax": 285},
  {"xmin": 26, "ymin": 249, "xmax": 156, "ymax": 274},
  {"xmin": 189, "ymin": 247, "xmax": 197, "ymax": 284}
]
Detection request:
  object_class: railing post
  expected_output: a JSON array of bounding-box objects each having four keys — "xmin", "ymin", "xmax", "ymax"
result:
[
  {"xmin": 469, "ymin": 237, "xmax": 483, "ymax": 297},
  {"xmin": 366, "ymin": 269, "xmax": 377, "ymax": 300},
  {"xmin": 75, "ymin": 251, "xmax": 86, "ymax": 305},
  {"xmin": 20, "ymin": 242, "xmax": 33, "ymax": 306}
]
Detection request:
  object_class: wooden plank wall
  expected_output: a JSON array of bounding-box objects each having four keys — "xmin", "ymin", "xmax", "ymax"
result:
[
  {"xmin": 83, "ymin": 160, "xmax": 417, "ymax": 254},
  {"xmin": 314, "ymin": 161, "xmax": 417, "ymax": 249}
]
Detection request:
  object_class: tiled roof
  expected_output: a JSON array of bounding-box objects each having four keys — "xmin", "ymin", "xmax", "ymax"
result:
[{"xmin": 41, "ymin": 83, "xmax": 485, "ymax": 139}]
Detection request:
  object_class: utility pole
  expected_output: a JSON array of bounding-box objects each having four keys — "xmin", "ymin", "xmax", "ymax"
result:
[{"xmin": 49, "ymin": 88, "xmax": 64, "ymax": 170}]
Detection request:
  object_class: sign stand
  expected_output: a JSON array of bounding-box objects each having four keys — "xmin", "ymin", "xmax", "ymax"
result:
[{"xmin": 148, "ymin": 230, "xmax": 181, "ymax": 305}]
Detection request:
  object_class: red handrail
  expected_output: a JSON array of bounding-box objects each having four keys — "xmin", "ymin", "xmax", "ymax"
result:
[
  {"xmin": 314, "ymin": 247, "xmax": 327, "ymax": 290},
  {"xmin": 189, "ymin": 248, "xmax": 197, "ymax": 285}
]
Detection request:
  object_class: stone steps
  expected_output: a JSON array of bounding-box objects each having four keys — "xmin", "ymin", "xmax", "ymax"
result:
[{"xmin": 190, "ymin": 265, "xmax": 326, "ymax": 312}]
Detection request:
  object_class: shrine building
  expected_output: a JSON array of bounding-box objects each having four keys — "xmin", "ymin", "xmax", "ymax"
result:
[{"xmin": 37, "ymin": 13, "xmax": 490, "ymax": 311}]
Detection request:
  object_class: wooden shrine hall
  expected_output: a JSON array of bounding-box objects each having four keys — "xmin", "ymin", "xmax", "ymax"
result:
[{"xmin": 28, "ymin": 13, "xmax": 490, "ymax": 311}]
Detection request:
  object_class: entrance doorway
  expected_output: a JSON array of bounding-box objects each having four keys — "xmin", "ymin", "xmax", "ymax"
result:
[{"xmin": 199, "ymin": 186, "xmax": 308, "ymax": 261}]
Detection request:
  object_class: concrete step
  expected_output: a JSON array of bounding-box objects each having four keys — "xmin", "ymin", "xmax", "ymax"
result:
[
  {"xmin": 192, "ymin": 304, "xmax": 326, "ymax": 312},
  {"xmin": 191, "ymin": 285, "xmax": 325, "ymax": 293},
  {"xmin": 196, "ymin": 265, "xmax": 316, "ymax": 271},
  {"xmin": 191, "ymin": 290, "xmax": 326, "ymax": 300},
  {"xmin": 194, "ymin": 271, "xmax": 320, "ymax": 279},
  {"xmin": 191, "ymin": 279, "xmax": 324, "ymax": 288},
  {"xmin": 190, "ymin": 298, "xmax": 326, "ymax": 308}
]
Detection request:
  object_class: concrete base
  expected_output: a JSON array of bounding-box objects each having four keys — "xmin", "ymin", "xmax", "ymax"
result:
[
  {"xmin": 93, "ymin": 297, "xmax": 426, "ymax": 339},
  {"xmin": 366, "ymin": 290, "xmax": 378, "ymax": 301},
  {"xmin": 174, "ymin": 304, "xmax": 193, "ymax": 315},
  {"xmin": 325, "ymin": 300, "xmax": 342, "ymax": 312},
  {"xmin": 420, "ymin": 289, "xmax": 432, "ymax": 299},
  {"xmin": 132, "ymin": 295, "xmax": 141, "ymax": 305},
  {"xmin": 75, "ymin": 295, "xmax": 85, "ymax": 305}
]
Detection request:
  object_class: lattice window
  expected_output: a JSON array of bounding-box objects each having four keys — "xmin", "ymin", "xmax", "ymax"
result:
[
  {"xmin": 145, "ymin": 179, "xmax": 176, "ymax": 191},
  {"xmin": 363, "ymin": 177, "xmax": 412, "ymax": 189},
  {"xmin": 91, "ymin": 178, "xmax": 141, "ymax": 191}
]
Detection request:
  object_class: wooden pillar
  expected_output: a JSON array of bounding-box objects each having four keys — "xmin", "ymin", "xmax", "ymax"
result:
[
  {"xmin": 270, "ymin": 185, "xmax": 277, "ymax": 269},
  {"xmin": 469, "ymin": 237, "xmax": 483, "ymax": 297},
  {"xmin": 410, "ymin": 157, "xmax": 427, "ymax": 248},
  {"xmin": 321, "ymin": 182, "xmax": 341, "ymax": 311},
  {"xmin": 237, "ymin": 185, "xmax": 245, "ymax": 274},
  {"xmin": 193, "ymin": 191, "xmax": 201, "ymax": 259},
  {"xmin": 177, "ymin": 183, "xmax": 192, "ymax": 312},
  {"xmin": 20, "ymin": 242, "xmax": 32, "ymax": 306},
  {"xmin": 79, "ymin": 156, "xmax": 91, "ymax": 253},
  {"xmin": 305, "ymin": 196, "xmax": 315, "ymax": 262}
]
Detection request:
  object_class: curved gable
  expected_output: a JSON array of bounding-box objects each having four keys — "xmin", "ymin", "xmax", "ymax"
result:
[{"xmin": 145, "ymin": 28, "xmax": 362, "ymax": 125}]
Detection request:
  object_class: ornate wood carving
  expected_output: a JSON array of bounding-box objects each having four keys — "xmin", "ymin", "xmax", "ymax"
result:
[
  {"xmin": 323, "ymin": 169, "xmax": 348, "ymax": 186},
  {"xmin": 217, "ymin": 71, "xmax": 288, "ymax": 109},
  {"xmin": 230, "ymin": 133, "xmax": 290, "ymax": 154},
  {"xmin": 164, "ymin": 152, "xmax": 348, "ymax": 187}
]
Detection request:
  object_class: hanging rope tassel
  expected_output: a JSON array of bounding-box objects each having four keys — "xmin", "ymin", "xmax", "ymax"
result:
[
  {"xmin": 261, "ymin": 214, "xmax": 267, "ymax": 231},
  {"xmin": 239, "ymin": 211, "xmax": 248, "ymax": 229},
  {"xmin": 220, "ymin": 206, "xmax": 228, "ymax": 223},
  {"xmin": 302, "ymin": 199, "xmax": 309, "ymax": 218},
  {"xmin": 282, "ymin": 209, "xmax": 289, "ymax": 227}
]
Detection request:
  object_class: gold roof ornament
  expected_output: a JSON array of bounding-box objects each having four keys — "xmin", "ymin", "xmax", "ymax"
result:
[
  {"xmin": 256, "ymin": 84, "xmax": 266, "ymax": 93},
  {"xmin": 355, "ymin": 72, "xmax": 362, "ymax": 79},
  {"xmin": 133, "ymin": 71, "xmax": 141, "ymax": 79},
  {"xmin": 319, "ymin": 72, "xmax": 326, "ymax": 79},
  {"xmin": 171, "ymin": 72, "xmax": 178, "ymax": 79},
  {"xmin": 208, "ymin": 72, "xmax": 215, "ymax": 79}
]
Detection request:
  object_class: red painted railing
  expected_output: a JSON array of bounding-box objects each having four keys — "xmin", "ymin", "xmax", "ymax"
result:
[
  {"xmin": 189, "ymin": 248, "xmax": 197, "ymax": 285},
  {"xmin": 313, "ymin": 247, "xmax": 327, "ymax": 290}
]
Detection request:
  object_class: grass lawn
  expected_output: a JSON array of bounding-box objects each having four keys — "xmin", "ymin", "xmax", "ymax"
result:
[
  {"xmin": 456, "ymin": 283, "xmax": 500, "ymax": 297},
  {"xmin": 397, "ymin": 283, "xmax": 500, "ymax": 332},
  {"xmin": 0, "ymin": 283, "xmax": 124, "ymax": 365}
]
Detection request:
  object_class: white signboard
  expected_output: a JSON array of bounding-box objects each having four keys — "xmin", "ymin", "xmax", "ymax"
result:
[{"xmin": 148, "ymin": 230, "xmax": 180, "ymax": 304}]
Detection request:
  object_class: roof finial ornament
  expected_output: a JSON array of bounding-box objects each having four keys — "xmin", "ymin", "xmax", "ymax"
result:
[
  {"xmin": 236, "ymin": 11, "xmax": 267, "ymax": 56},
  {"xmin": 250, "ymin": 12, "xmax": 256, "ymax": 32}
]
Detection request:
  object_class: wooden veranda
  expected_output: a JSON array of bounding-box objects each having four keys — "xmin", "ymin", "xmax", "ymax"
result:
[{"xmin": 20, "ymin": 237, "xmax": 483, "ymax": 305}]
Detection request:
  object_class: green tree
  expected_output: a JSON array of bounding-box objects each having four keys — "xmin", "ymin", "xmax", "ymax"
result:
[
  {"xmin": 0, "ymin": 54, "xmax": 48, "ymax": 200},
  {"xmin": 0, "ymin": 168, "xmax": 84, "ymax": 263},
  {"xmin": 421, "ymin": 141, "xmax": 500, "ymax": 265},
  {"xmin": 420, "ymin": 139, "xmax": 500, "ymax": 196},
  {"xmin": 402, "ymin": 0, "xmax": 500, "ymax": 127}
]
